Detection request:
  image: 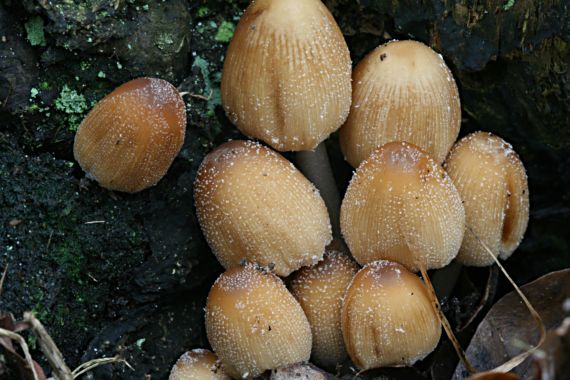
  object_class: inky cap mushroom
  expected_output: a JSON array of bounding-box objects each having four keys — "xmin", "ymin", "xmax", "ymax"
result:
[
  {"xmin": 194, "ymin": 140, "xmax": 332, "ymax": 276},
  {"xmin": 206, "ymin": 264, "xmax": 312, "ymax": 379},
  {"xmin": 339, "ymin": 40, "xmax": 460, "ymax": 167},
  {"xmin": 73, "ymin": 77, "xmax": 186, "ymax": 193},
  {"xmin": 221, "ymin": 0, "xmax": 352, "ymax": 151},
  {"xmin": 340, "ymin": 141, "xmax": 465, "ymax": 272},
  {"xmin": 341, "ymin": 260, "xmax": 441, "ymax": 369},
  {"xmin": 290, "ymin": 251, "xmax": 360, "ymax": 369},
  {"xmin": 444, "ymin": 132, "xmax": 529, "ymax": 266},
  {"xmin": 169, "ymin": 349, "xmax": 230, "ymax": 380}
]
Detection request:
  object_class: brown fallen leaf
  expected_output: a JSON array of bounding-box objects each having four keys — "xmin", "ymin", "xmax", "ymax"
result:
[{"xmin": 453, "ymin": 269, "xmax": 570, "ymax": 379}]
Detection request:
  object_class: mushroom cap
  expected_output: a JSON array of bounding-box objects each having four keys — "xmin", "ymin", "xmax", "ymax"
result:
[
  {"xmin": 339, "ymin": 39, "xmax": 460, "ymax": 167},
  {"xmin": 73, "ymin": 77, "xmax": 186, "ymax": 193},
  {"xmin": 221, "ymin": 0, "xmax": 352, "ymax": 151},
  {"xmin": 169, "ymin": 349, "xmax": 230, "ymax": 380},
  {"xmin": 341, "ymin": 260, "xmax": 441, "ymax": 370},
  {"xmin": 340, "ymin": 141, "xmax": 465, "ymax": 271},
  {"xmin": 289, "ymin": 251, "xmax": 360, "ymax": 369},
  {"xmin": 206, "ymin": 264, "xmax": 312, "ymax": 379},
  {"xmin": 444, "ymin": 132, "xmax": 529, "ymax": 266},
  {"xmin": 194, "ymin": 140, "xmax": 332, "ymax": 276}
]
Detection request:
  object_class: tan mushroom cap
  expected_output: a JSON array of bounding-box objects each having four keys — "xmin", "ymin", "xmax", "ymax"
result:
[
  {"xmin": 341, "ymin": 260, "xmax": 441, "ymax": 370},
  {"xmin": 289, "ymin": 251, "xmax": 360, "ymax": 369},
  {"xmin": 73, "ymin": 77, "xmax": 186, "ymax": 193},
  {"xmin": 444, "ymin": 132, "xmax": 529, "ymax": 266},
  {"xmin": 339, "ymin": 39, "xmax": 460, "ymax": 167},
  {"xmin": 206, "ymin": 264, "xmax": 312, "ymax": 379},
  {"xmin": 221, "ymin": 0, "xmax": 352, "ymax": 151},
  {"xmin": 194, "ymin": 140, "xmax": 332, "ymax": 276},
  {"xmin": 169, "ymin": 349, "xmax": 230, "ymax": 380},
  {"xmin": 340, "ymin": 141, "xmax": 465, "ymax": 272}
]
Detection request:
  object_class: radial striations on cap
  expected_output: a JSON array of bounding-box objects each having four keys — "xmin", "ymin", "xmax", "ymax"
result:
[
  {"xmin": 221, "ymin": 0, "xmax": 352, "ymax": 151},
  {"xmin": 206, "ymin": 264, "xmax": 312, "ymax": 379},
  {"xmin": 444, "ymin": 132, "xmax": 529, "ymax": 266}
]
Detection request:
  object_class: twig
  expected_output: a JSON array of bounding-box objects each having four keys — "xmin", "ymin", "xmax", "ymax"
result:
[
  {"xmin": 72, "ymin": 356, "xmax": 133, "ymax": 378},
  {"xmin": 0, "ymin": 265, "xmax": 8, "ymax": 298},
  {"xmin": 179, "ymin": 90, "xmax": 213, "ymax": 101},
  {"xmin": 419, "ymin": 263, "xmax": 478, "ymax": 374},
  {"xmin": 466, "ymin": 226, "xmax": 546, "ymax": 374},
  {"xmin": 23, "ymin": 312, "xmax": 73, "ymax": 380},
  {"xmin": 0, "ymin": 328, "xmax": 40, "ymax": 380}
]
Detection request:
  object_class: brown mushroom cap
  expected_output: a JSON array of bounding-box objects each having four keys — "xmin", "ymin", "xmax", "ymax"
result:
[
  {"xmin": 206, "ymin": 264, "xmax": 312, "ymax": 379},
  {"xmin": 169, "ymin": 349, "xmax": 230, "ymax": 380},
  {"xmin": 444, "ymin": 132, "xmax": 529, "ymax": 266},
  {"xmin": 73, "ymin": 77, "xmax": 186, "ymax": 193},
  {"xmin": 194, "ymin": 140, "xmax": 332, "ymax": 276},
  {"xmin": 289, "ymin": 251, "xmax": 360, "ymax": 369},
  {"xmin": 341, "ymin": 260, "xmax": 441, "ymax": 370},
  {"xmin": 221, "ymin": 0, "xmax": 352, "ymax": 151},
  {"xmin": 339, "ymin": 39, "xmax": 460, "ymax": 167},
  {"xmin": 340, "ymin": 141, "xmax": 465, "ymax": 272}
]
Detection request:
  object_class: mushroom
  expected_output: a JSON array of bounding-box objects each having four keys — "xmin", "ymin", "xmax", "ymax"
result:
[
  {"xmin": 205, "ymin": 264, "xmax": 312, "ymax": 379},
  {"xmin": 169, "ymin": 349, "xmax": 230, "ymax": 380},
  {"xmin": 193, "ymin": 139, "xmax": 331, "ymax": 276},
  {"xmin": 289, "ymin": 251, "xmax": 359, "ymax": 369},
  {"xmin": 444, "ymin": 132, "xmax": 529, "ymax": 266},
  {"xmin": 341, "ymin": 260, "xmax": 441, "ymax": 370},
  {"xmin": 339, "ymin": 39, "xmax": 461, "ymax": 168},
  {"xmin": 73, "ymin": 77, "xmax": 186, "ymax": 193},
  {"xmin": 340, "ymin": 141, "xmax": 465, "ymax": 272},
  {"xmin": 221, "ymin": 0, "xmax": 352, "ymax": 152}
]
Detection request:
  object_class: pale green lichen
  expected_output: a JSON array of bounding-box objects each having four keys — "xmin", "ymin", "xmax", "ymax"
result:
[
  {"xmin": 192, "ymin": 56, "xmax": 221, "ymax": 117},
  {"xmin": 55, "ymin": 85, "xmax": 89, "ymax": 131},
  {"xmin": 503, "ymin": 0, "xmax": 516, "ymax": 11},
  {"xmin": 25, "ymin": 16, "xmax": 46, "ymax": 47},
  {"xmin": 215, "ymin": 21, "xmax": 235, "ymax": 43}
]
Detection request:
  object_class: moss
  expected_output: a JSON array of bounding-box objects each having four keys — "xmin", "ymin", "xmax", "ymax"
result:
[
  {"xmin": 156, "ymin": 32, "xmax": 175, "ymax": 50},
  {"xmin": 197, "ymin": 6, "xmax": 210, "ymax": 18},
  {"xmin": 25, "ymin": 16, "xmax": 46, "ymax": 47},
  {"xmin": 215, "ymin": 21, "xmax": 235, "ymax": 43},
  {"xmin": 503, "ymin": 0, "xmax": 516, "ymax": 11}
]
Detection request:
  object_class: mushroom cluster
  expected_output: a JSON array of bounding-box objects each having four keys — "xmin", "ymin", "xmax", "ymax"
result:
[
  {"xmin": 71, "ymin": 0, "xmax": 530, "ymax": 378},
  {"xmin": 185, "ymin": 0, "xmax": 530, "ymax": 378}
]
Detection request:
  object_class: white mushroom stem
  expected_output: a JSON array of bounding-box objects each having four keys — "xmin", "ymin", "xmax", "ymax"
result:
[{"xmin": 296, "ymin": 143, "xmax": 341, "ymax": 239}]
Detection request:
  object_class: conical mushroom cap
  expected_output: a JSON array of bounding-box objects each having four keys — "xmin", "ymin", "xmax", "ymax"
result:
[
  {"xmin": 340, "ymin": 141, "xmax": 465, "ymax": 271},
  {"xmin": 206, "ymin": 264, "xmax": 312, "ymax": 379},
  {"xmin": 74, "ymin": 77, "xmax": 186, "ymax": 193},
  {"xmin": 290, "ymin": 251, "xmax": 359, "ymax": 369},
  {"xmin": 194, "ymin": 140, "xmax": 332, "ymax": 276},
  {"xmin": 444, "ymin": 132, "xmax": 529, "ymax": 266},
  {"xmin": 339, "ymin": 40, "xmax": 460, "ymax": 167},
  {"xmin": 341, "ymin": 260, "xmax": 441, "ymax": 370},
  {"xmin": 221, "ymin": 0, "xmax": 352, "ymax": 151},
  {"xmin": 169, "ymin": 349, "xmax": 230, "ymax": 380}
]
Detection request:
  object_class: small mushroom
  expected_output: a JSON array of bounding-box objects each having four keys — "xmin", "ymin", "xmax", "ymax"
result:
[
  {"xmin": 169, "ymin": 349, "xmax": 230, "ymax": 380},
  {"xmin": 339, "ymin": 39, "xmax": 460, "ymax": 167},
  {"xmin": 289, "ymin": 251, "xmax": 360, "ymax": 369},
  {"xmin": 206, "ymin": 264, "xmax": 312, "ymax": 379},
  {"xmin": 221, "ymin": 0, "xmax": 352, "ymax": 152},
  {"xmin": 340, "ymin": 141, "xmax": 465, "ymax": 272},
  {"xmin": 444, "ymin": 132, "xmax": 529, "ymax": 266},
  {"xmin": 194, "ymin": 140, "xmax": 332, "ymax": 276},
  {"xmin": 73, "ymin": 77, "xmax": 186, "ymax": 193},
  {"xmin": 341, "ymin": 260, "xmax": 441, "ymax": 370}
]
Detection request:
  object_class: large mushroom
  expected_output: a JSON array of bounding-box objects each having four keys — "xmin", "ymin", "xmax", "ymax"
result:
[
  {"xmin": 341, "ymin": 260, "xmax": 441, "ymax": 370},
  {"xmin": 221, "ymin": 0, "xmax": 352, "ymax": 152},
  {"xmin": 74, "ymin": 77, "xmax": 186, "ymax": 193},
  {"xmin": 193, "ymin": 140, "xmax": 331, "ymax": 276},
  {"xmin": 444, "ymin": 132, "xmax": 529, "ymax": 266},
  {"xmin": 339, "ymin": 40, "xmax": 461, "ymax": 168},
  {"xmin": 205, "ymin": 264, "xmax": 312, "ymax": 379},
  {"xmin": 340, "ymin": 141, "xmax": 465, "ymax": 272}
]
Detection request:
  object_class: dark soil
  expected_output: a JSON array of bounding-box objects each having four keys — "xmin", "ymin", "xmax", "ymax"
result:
[{"xmin": 0, "ymin": 0, "xmax": 569, "ymax": 379}]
